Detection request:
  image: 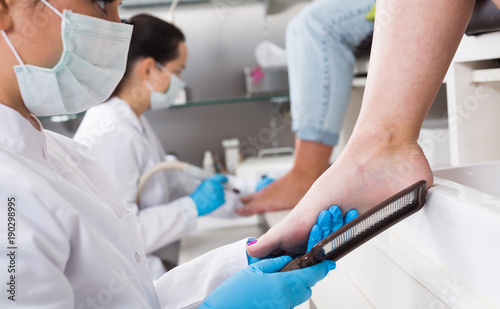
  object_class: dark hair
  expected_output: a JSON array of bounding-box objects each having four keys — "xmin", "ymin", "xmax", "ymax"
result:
[{"xmin": 113, "ymin": 14, "xmax": 185, "ymax": 95}]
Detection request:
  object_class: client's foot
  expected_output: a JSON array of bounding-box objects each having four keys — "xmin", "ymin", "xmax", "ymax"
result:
[
  {"xmin": 237, "ymin": 168, "xmax": 319, "ymax": 216},
  {"xmin": 247, "ymin": 134, "xmax": 433, "ymax": 257}
]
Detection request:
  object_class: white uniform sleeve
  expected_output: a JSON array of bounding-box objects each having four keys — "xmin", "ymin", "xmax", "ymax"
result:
[
  {"xmin": 154, "ymin": 238, "xmax": 250, "ymax": 309},
  {"xmin": 134, "ymin": 196, "xmax": 198, "ymax": 254}
]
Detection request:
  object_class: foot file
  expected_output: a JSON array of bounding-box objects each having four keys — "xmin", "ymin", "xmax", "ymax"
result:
[{"xmin": 280, "ymin": 180, "xmax": 427, "ymax": 272}]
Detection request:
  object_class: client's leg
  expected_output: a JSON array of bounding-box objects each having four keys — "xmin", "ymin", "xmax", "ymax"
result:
[
  {"xmin": 248, "ymin": 0, "xmax": 476, "ymax": 257},
  {"xmin": 238, "ymin": 0, "xmax": 375, "ymax": 216},
  {"xmin": 238, "ymin": 137, "xmax": 332, "ymax": 216}
]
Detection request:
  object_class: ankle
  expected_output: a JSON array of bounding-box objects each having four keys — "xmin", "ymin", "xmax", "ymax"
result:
[
  {"xmin": 290, "ymin": 164, "xmax": 326, "ymax": 181},
  {"xmin": 348, "ymin": 124, "xmax": 418, "ymax": 156},
  {"xmin": 353, "ymin": 115, "xmax": 426, "ymax": 147},
  {"xmin": 293, "ymin": 138, "xmax": 333, "ymax": 177},
  {"xmin": 337, "ymin": 127, "xmax": 433, "ymax": 184}
]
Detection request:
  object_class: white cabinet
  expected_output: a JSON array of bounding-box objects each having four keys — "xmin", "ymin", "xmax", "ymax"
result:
[
  {"xmin": 446, "ymin": 32, "xmax": 500, "ymax": 165},
  {"xmin": 343, "ymin": 32, "xmax": 500, "ymax": 168}
]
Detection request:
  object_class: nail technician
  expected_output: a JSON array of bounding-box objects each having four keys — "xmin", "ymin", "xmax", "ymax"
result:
[
  {"xmin": 73, "ymin": 14, "xmax": 233, "ymax": 279},
  {"xmin": 0, "ymin": 0, "xmax": 353, "ymax": 307}
]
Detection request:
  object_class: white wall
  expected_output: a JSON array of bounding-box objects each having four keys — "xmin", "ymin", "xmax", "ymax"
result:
[
  {"xmin": 119, "ymin": 0, "xmax": 308, "ymax": 101},
  {"xmin": 116, "ymin": 0, "xmax": 309, "ymax": 166}
]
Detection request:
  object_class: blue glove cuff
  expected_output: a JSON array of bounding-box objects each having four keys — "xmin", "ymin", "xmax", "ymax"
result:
[{"xmin": 256, "ymin": 176, "xmax": 274, "ymax": 192}]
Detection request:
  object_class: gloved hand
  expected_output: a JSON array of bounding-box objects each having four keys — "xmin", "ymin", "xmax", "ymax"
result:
[
  {"xmin": 198, "ymin": 255, "xmax": 335, "ymax": 309},
  {"xmin": 190, "ymin": 174, "xmax": 228, "ymax": 216},
  {"xmin": 307, "ymin": 205, "xmax": 359, "ymax": 252},
  {"xmin": 255, "ymin": 175, "xmax": 274, "ymax": 192},
  {"xmin": 246, "ymin": 206, "xmax": 358, "ymax": 265}
]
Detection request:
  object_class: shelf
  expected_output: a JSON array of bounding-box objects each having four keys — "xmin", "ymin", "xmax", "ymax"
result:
[
  {"xmin": 37, "ymin": 93, "xmax": 289, "ymax": 122},
  {"xmin": 38, "ymin": 112, "xmax": 86, "ymax": 122},
  {"xmin": 120, "ymin": 0, "xmax": 206, "ymax": 9},
  {"xmin": 352, "ymin": 76, "xmax": 367, "ymax": 88},
  {"xmin": 170, "ymin": 93, "xmax": 290, "ymax": 108},
  {"xmin": 471, "ymin": 68, "xmax": 500, "ymax": 83}
]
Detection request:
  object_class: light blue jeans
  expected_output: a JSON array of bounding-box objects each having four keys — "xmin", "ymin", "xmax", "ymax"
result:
[{"xmin": 287, "ymin": 0, "xmax": 375, "ymax": 146}]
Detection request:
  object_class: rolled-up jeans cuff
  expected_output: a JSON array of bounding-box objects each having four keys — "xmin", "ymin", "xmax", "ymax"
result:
[{"xmin": 296, "ymin": 128, "xmax": 339, "ymax": 147}]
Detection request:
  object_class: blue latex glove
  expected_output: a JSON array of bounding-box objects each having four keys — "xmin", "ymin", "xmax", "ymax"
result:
[
  {"xmin": 190, "ymin": 174, "xmax": 228, "ymax": 216},
  {"xmin": 256, "ymin": 176, "xmax": 274, "ymax": 192},
  {"xmin": 199, "ymin": 255, "xmax": 335, "ymax": 309},
  {"xmin": 307, "ymin": 206, "xmax": 359, "ymax": 252},
  {"xmin": 247, "ymin": 206, "xmax": 358, "ymax": 265}
]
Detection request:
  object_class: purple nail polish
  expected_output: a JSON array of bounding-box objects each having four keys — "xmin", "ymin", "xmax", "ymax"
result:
[{"xmin": 247, "ymin": 240, "xmax": 257, "ymax": 246}]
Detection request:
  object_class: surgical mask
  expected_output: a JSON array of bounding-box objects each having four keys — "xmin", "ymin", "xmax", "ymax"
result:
[
  {"xmin": 146, "ymin": 63, "xmax": 186, "ymax": 111},
  {"xmin": 0, "ymin": 0, "xmax": 133, "ymax": 117}
]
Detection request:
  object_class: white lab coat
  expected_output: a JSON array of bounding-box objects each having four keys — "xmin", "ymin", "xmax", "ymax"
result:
[
  {"xmin": 74, "ymin": 97, "xmax": 200, "ymax": 278},
  {"xmin": 0, "ymin": 104, "xmax": 249, "ymax": 308},
  {"xmin": 73, "ymin": 97, "xmax": 249, "ymax": 278}
]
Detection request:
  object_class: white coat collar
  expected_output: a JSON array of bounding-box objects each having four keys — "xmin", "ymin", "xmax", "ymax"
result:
[
  {"xmin": 107, "ymin": 96, "xmax": 145, "ymax": 134},
  {"xmin": 0, "ymin": 104, "xmax": 47, "ymax": 166}
]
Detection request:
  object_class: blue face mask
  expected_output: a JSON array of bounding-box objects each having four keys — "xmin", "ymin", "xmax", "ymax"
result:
[
  {"xmin": 146, "ymin": 62, "xmax": 186, "ymax": 111},
  {"xmin": 0, "ymin": 0, "xmax": 133, "ymax": 117}
]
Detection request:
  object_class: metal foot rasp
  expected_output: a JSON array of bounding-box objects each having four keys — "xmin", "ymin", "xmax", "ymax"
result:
[{"xmin": 280, "ymin": 180, "xmax": 427, "ymax": 272}]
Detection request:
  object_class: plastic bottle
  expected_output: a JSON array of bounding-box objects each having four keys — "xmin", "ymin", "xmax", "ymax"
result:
[{"xmin": 203, "ymin": 151, "xmax": 215, "ymax": 174}]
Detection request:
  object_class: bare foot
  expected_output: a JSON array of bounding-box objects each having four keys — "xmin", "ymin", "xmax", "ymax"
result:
[
  {"xmin": 247, "ymin": 133, "xmax": 434, "ymax": 257},
  {"xmin": 238, "ymin": 138, "xmax": 332, "ymax": 217},
  {"xmin": 237, "ymin": 168, "xmax": 320, "ymax": 216}
]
